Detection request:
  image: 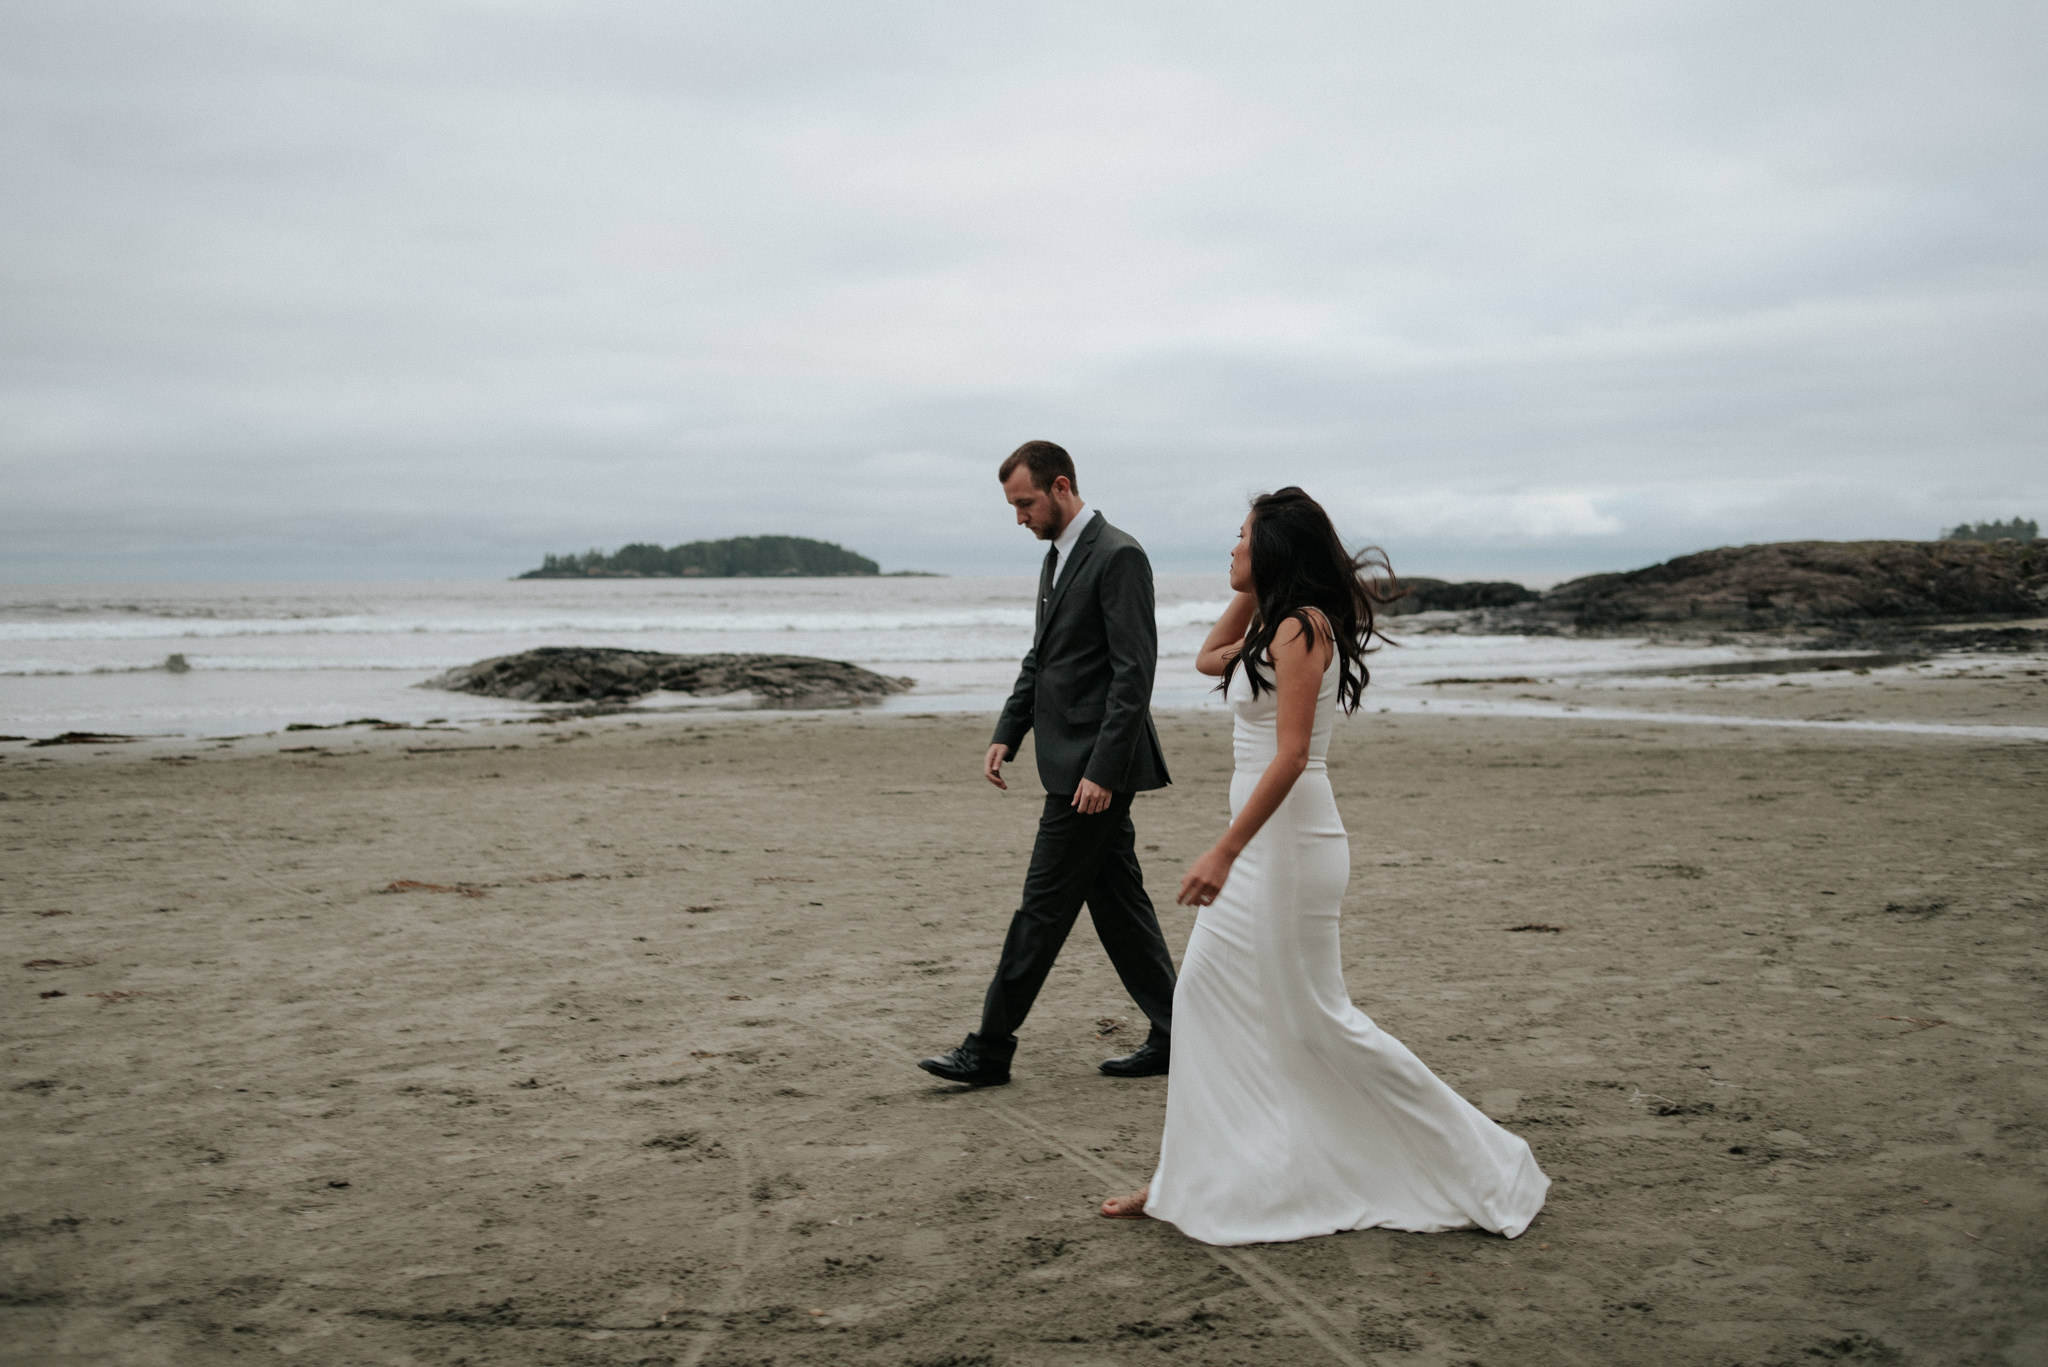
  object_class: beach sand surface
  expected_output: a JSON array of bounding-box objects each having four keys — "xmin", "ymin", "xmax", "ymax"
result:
[{"xmin": 4, "ymin": 676, "xmax": 2045, "ymax": 1366}]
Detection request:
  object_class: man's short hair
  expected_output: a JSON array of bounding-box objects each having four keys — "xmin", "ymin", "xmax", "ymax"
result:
[{"xmin": 998, "ymin": 440, "xmax": 1078, "ymax": 494}]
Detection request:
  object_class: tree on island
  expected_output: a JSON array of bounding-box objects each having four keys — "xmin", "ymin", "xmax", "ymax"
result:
[
  {"xmin": 1943, "ymin": 517, "xmax": 2038, "ymax": 543},
  {"xmin": 519, "ymin": 535, "xmax": 881, "ymax": 578}
]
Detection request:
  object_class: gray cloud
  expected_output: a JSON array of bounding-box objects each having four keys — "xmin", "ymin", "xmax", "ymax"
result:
[{"xmin": 3, "ymin": 0, "xmax": 2043, "ymax": 582}]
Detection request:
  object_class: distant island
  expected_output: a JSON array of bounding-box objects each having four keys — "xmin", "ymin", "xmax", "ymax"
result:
[{"xmin": 519, "ymin": 536, "xmax": 889, "ymax": 579}]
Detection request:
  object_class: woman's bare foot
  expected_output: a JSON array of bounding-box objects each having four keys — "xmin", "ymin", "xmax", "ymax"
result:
[{"xmin": 1099, "ymin": 1187, "xmax": 1150, "ymax": 1220}]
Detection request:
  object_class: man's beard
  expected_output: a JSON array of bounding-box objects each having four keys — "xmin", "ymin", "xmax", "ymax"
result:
[{"xmin": 1037, "ymin": 505, "xmax": 1069, "ymax": 541}]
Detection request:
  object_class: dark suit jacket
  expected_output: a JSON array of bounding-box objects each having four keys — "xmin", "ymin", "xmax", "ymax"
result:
[{"xmin": 991, "ymin": 514, "xmax": 1171, "ymax": 796}]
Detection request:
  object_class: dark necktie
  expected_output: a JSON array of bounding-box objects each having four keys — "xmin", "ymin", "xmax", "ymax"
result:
[{"xmin": 1039, "ymin": 546, "xmax": 1057, "ymax": 630}]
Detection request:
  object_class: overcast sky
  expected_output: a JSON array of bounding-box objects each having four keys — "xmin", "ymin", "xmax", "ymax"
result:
[{"xmin": 3, "ymin": 1, "xmax": 2043, "ymax": 583}]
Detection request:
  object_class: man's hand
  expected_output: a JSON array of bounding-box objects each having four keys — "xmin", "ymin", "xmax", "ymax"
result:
[
  {"xmin": 984, "ymin": 742, "xmax": 1012, "ymax": 790},
  {"xmin": 1071, "ymin": 777, "xmax": 1112, "ymax": 815}
]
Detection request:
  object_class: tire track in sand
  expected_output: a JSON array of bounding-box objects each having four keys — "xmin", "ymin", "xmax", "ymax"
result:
[
  {"xmin": 754, "ymin": 998, "xmax": 1446, "ymax": 1367},
  {"xmin": 987, "ymin": 1097, "xmax": 1386, "ymax": 1367},
  {"xmin": 670, "ymin": 1142, "xmax": 799, "ymax": 1367}
]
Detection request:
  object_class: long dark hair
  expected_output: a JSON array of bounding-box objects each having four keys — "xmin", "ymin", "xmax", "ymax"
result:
[{"xmin": 1221, "ymin": 487, "xmax": 1401, "ymax": 714}]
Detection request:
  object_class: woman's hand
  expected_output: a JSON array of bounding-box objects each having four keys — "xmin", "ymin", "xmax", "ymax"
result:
[{"xmin": 1178, "ymin": 844, "xmax": 1236, "ymax": 907}]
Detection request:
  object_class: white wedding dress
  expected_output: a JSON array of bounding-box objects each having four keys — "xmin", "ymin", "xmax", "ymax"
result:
[{"xmin": 1144, "ymin": 646, "xmax": 1550, "ymax": 1246}]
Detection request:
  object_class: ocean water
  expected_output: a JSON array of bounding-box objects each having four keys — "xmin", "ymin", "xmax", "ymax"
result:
[{"xmin": 0, "ymin": 576, "xmax": 1936, "ymax": 739}]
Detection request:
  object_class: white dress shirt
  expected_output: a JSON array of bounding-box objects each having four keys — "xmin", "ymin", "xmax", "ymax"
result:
[{"xmin": 1049, "ymin": 505, "xmax": 1097, "ymax": 587}]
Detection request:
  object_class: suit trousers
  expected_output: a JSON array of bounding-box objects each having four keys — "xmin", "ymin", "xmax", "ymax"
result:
[{"xmin": 969, "ymin": 791, "xmax": 1177, "ymax": 1061}]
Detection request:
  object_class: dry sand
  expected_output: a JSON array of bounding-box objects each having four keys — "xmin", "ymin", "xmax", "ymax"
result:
[{"xmin": 4, "ymin": 668, "xmax": 2046, "ymax": 1367}]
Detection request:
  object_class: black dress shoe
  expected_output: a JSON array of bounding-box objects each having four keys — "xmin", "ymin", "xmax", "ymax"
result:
[
  {"xmin": 917, "ymin": 1044, "xmax": 1010, "ymax": 1087},
  {"xmin": 1099, "ymin": 1040, "xmax": 1170, "ymax": 1078}
]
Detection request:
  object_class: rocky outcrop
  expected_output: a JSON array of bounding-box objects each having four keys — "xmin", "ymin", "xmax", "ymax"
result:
[
  {"xmin": 423, "ymin": 648, "xmax": 914, "ymax": 708},
  {"xmin": 1384, "ymin": 578, "xmax": 1539, "ymax": 615},
  {"xmin": 1529, "ymin": 539, "xmax": 2048, "ymax": 632}
]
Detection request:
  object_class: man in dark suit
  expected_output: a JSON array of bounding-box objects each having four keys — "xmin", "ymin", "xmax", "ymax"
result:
[{"xmin": 918, "ymin": 441, "xmax": 1177, "ymax": 1087}]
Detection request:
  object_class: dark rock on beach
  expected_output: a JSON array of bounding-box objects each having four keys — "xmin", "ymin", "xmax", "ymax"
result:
[
  {"xmin": 1608, "ymin": 651, "xmax": 1930, "ymax": 678},
  {"xmin": 1526, "ymin": 539, "xmax": 2048, "ymax": 633},
  {"xmin": 423, "ymin": 648, "xmax": 914, "ymax": 708}
]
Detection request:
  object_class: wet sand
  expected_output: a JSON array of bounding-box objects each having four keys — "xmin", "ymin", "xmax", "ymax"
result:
[
  {"xmin": 1409, "ymin": 651, "xmax": 2048, "ymax": 730},
  {"xmin": 4, "ymin": 670, "xmax": 2046, "ymax": 1366}
]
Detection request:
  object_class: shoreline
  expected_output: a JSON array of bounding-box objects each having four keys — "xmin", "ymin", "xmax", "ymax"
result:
[
  {"xmin": 7, "ymin": 569, "xmax": 2045, "ymax": 742},
  {"xmin": 7, "ymin": 646, "xmax": 2043, "ymax": 759}
]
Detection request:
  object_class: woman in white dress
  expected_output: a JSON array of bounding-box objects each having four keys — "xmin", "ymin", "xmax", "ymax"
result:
[{"xmin": 1100, "ymin": 487, "xmax": 1549, "ymax": 1245}]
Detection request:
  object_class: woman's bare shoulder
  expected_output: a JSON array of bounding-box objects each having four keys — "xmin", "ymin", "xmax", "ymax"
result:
[
  {"xmin": 1274, "ymin": 607, "xmax": 1334, "ymax": 645},
  {"xmin": 1272, "ymin": 608, "xmax": 1334, "ymax": 668},
  {"xmin": 1269, "ymin": 613, "xmax": 1314, "ymax": 655}
]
